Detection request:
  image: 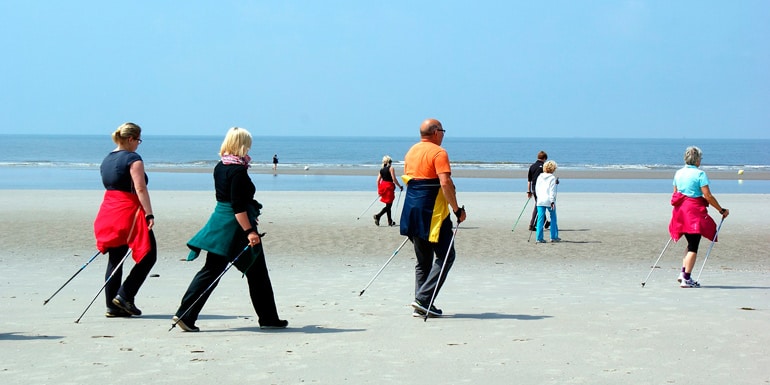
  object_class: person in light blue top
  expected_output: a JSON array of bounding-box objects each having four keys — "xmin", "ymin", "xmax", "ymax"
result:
[
  {"xmin": 673, "ymin": 164, "xmax": 709, "ymax": 198},
  {"xmin": 670, "ymin": 146, "xmax": 729, "ymax": 288}
]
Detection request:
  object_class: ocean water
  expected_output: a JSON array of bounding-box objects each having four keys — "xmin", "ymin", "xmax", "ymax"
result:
[{"xmin": 0, "ymin": 135, "xmax": 768, "ymax": 193}]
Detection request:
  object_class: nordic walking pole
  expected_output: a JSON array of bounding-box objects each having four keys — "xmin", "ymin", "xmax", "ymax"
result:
[
  {"xmin": 695, "ymin": 217, "xmax": 725, "ymax": 282},
  {"xmin": 424, "ymin": 207, "xmax": 462, "ymax": 322},
  {"xmin": 394, "ymin": 188, "xmax": 403, "ymax": 215},
  {"xmin": 512, "ymin": 197, "xmax": 531, "ymax": 232},
  {"xmin": 359, "ymin": 237, "xmax": 409, "ymax": 296},
  {"xmin": 44, "ymin": 250, "xmax": 101, "ymax": 305},
  {"xmin": 641, "ymin": 238, "xmax": 673, "ymax": 287},
  {"xmin": 169, "ymin": 245, "xmax": 251, "ymax": 331},
  {"xmin": 74, "ymin": 248, "xmax": 133, "ymax": 323},
  {"xmin": 356, "ymin": 195, "xmax": 380, "ymax": 220}
]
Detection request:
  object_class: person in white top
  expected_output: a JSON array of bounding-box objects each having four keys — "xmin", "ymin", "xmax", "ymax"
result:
[{"xmin": 535, "ymin": 160, "xmax": 560, "ymax": 243}]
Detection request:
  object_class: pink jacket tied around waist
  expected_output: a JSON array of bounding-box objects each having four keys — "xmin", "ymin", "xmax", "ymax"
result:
[{"xmin": 668, "ymin": 191, "xmax": 717, "ymax": 242}]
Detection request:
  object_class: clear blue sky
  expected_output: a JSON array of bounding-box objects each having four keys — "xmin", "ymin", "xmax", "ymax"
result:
[{"xmin": 1, "ymin": 1, "xmax": 767, "ymax": 138}]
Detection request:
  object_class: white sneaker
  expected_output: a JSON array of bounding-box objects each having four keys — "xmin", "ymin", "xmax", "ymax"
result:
[
  {"xmin": 680, "ymin": 278, "xmax": 700, "ymax": 288},
  {"xmin": 677, "ymin": 272, "xmax": 685, "ymax": 283}
]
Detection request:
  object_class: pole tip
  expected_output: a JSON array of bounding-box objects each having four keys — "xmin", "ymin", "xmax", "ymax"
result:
[{"xmin": 640, "ymin": 283, "xmax": 645, "ymax": 287}]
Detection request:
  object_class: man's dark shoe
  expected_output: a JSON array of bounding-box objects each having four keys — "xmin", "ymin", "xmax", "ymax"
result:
[
  {"xmin": 260, "ymin": 319, "xmax": 289, "ymax": 329},
  {"xmin": 172, "ymin": 316, "xmax": 200, "ymax": 332},
  {"xmin": 545, "ymin": 221, "xmax": 550, "ymax": 229},
  {"xmin": 112, "ymin": 295, "xmax": 142, "ymax": 316},
  {"xmin": 105, "ymin": 308, "xmax": 132, "ymax": 318},
  {"xmin": 410, "ymin": 300, "xmax": 443, "ymax": 317},
  {"xmin": 528, "ymin": 226, "xmax": 536, "ymax": 232}
]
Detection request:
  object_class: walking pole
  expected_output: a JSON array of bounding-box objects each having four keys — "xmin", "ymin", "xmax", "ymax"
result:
[
  {"xmin": 394, "ymin": 188, "xmax": 403, "ymax": 215},
  {"xmin": 512, "ymin": 197, "xmax": 531, "ymax": 232},
  {"xmin": 695, "ymin": 218, "xmax": 725, "ymax": 282},
  {"xmin": 44, "ymin": 250, "xmax": 101, "ymax": 305},
  {"xmin": 356, "ymin": 195, "xmax": 380, "ymax": 220},
  {"xmin": 74, "ymin": 248, "xmax": 133, "ymax": 323},
  {"xmin": 641, "ymin": 238, "xmax": 673, "ymax": 287},
  {"xmin": 359, "ymin": 237, "xmax": 409, "ymax": 296},
  {"xmin": 424, "ymin": 207, "xmax": 462, "ymax": 322},
  {"xmin": 169, "ymin": 245, "xmax": 251, "ymax": 331}
]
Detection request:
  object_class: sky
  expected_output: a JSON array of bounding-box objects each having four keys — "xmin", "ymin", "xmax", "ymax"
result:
[{"xmin": 0, "ymin": 1, "xmax": 768, "ymax": 138}]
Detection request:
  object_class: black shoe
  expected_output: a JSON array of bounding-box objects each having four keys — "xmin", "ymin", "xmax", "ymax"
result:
[
  {"xmin": 528, "ymin": 226, "xmax": 536, "ymax": 232},
  {"xmin": 260, "ymin": 319, "xmax": 289, "ymax": 329},
  {"xmin": 112, "ymin": 295, "xmax": 142, "ymax": 316},
  {"xmin": 172, "ymin": 316, "xmax": 200, "ymax": 332},
  {"xmin": 545, "ymin": 221, "xmax": 550, "ymax": 229},
  {"xmin": 105, "ymin": 308, "xmax": 132, "ymax": 318},
  {"xmin": 389, "ymin": 220, "xmax": 397, "ymax": 227},
  {"xmin": 373, "ymin": 215, "xmax": 380, "ymax": 226},
  {"xmin": 410, "ymin": 300, "xmax": 443, "ymax": 317}
]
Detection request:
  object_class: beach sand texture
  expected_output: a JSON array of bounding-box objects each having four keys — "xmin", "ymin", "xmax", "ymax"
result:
[{"xmin": 1, "ymin": 190, "xmax": 768, "ymax": 385}]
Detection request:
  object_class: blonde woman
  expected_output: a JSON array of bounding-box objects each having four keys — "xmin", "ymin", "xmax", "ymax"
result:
[
  {"xmin": 535, "ymin": 160, "xmax": 560, "ymax": 243},
  {"xmin": 173, "ymin": 127, "xmax": 287, "ymax": 332},
  {"xmin": 93, "ymin": 122, "xmax": 157, "ymax": 317},
  {"xmin": 373, "ymin": 155, "xmax": 403, "ymax": 226}
]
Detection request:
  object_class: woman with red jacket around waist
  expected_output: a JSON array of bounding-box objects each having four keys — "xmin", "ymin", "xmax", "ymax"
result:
[
  {"xmin": 669, "ymin": 146, "xmax": 729, "ymax": 288},
  {"xmin": 94, "ymin": 122, "xmax": 157, "ymax": 317}
]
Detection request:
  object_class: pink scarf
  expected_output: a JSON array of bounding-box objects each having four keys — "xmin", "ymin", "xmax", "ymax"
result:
[{"xmin": 221, "ymin": 154, "xmax": 251, "ymax": 168}]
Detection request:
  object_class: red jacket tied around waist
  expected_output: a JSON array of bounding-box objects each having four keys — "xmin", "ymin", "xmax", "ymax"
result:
[
  {"xmin": 669, "ymin": 191, "xmax": 717, "ymax": 242},
  {"xmin": 94, "ymin": 190, "xmax": 151, "ymax": 262}
]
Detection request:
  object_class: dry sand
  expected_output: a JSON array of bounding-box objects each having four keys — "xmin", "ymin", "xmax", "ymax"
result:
[{"xmin": 1, "ymin": 190, "xmax": 768, "ymax": 384}]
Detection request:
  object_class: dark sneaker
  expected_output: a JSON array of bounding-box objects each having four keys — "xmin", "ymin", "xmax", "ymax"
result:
[
  {"xmin": 411, "ymin": 300, "xmax": 443, "ymax": 317},
  {"xmin": 545, "ymin": 221, "xmax": 550, "ymax": 229},
  {"xmin": 550, "ymin": 238, "xmax": 562, "ymax": 243},
  {"xmin": 105, "ymin": 308, "xmax": 132, "ymax": 318},
  {"xmin": 528, "ymin": 226, "xmax": 536, "ymax": 232},
  {"xmin": 373, "ymin": 215, "xmax": 380, "ymax": 226},
  {"xmin": 112, "ymin": 295, "xmax": 142, "ymax": 316},
  {"xmin": 172, "ymin": 316, "xmax": 200, "ymax": 332},
  {"xmin": 260, "ymin": 319, "xmax": 289, "ymax": 329}
]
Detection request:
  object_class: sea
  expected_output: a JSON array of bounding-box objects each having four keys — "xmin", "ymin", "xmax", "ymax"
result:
[{"xmin": 0, "ymin": 135, "xmax": 768, "ymax": 193}]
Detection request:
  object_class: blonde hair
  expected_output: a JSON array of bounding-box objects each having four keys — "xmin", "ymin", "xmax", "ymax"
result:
[
  {"xmin": 219, "ymin": 127, "xmax": 252, "ymax": 157},
  {"xmin": 111, "ymin": 122, "xmax": 142, "ymax": 145},
  {"xmin": 684, "ymin": 146, "xmax": 702, "ymax": 166},
  {"xmin": 543, "ymin": 160, "xmax": 557, "ymax": 173},
  {"xmin": 381, "ymin": 155, "xmax": 392, "ymax": 166}
]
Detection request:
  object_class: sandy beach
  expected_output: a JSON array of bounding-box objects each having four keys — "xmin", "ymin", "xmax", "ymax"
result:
[{"xmin": 1, "ymin": 189, "xmax": 768, "ymax": 384}]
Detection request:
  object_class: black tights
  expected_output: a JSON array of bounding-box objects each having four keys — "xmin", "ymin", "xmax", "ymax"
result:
[
  {"xmin": 375, "ymin": 203, "xmax": 394, "ymax": 224},
  {"xmin": 684, "ymin": 233, "xmax": 701, "ymax": 253}
]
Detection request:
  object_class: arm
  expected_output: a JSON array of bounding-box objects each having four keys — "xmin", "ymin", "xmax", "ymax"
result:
[
  {"xmin": 701, "ymin": 185, "xmax": 729, "ymax": 218},
  {"xmin": 129, "ymin": 160, "xmax": 154, "ymax": 230},
  {"xmin": 389, "ymin": 166, "xmax": 402, "ymax": 190},
  {"xmin": 527, "ymin": 181, "xmax": 533, "ymax": 198},
  {"xmin": 439, "ymin": 172, "xmax": 466, "ymax": 223}
]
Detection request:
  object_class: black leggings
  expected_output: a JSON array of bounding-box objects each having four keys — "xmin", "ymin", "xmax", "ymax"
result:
[{"xmin": 684, "ymin": 233, "xmax": 701, "ymax": 253}]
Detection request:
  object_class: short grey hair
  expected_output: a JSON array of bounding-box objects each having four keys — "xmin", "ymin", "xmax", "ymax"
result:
[{"xmin": 684, "ymin": 146, "xmax": 702, "ymax": 166}]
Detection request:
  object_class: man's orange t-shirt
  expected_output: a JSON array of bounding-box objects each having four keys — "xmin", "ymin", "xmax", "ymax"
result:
[{"xmin": 403, "ymin": 139, "xmax": 452, "ymax": 180}]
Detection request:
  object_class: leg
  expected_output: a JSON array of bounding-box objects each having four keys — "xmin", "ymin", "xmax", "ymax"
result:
[
  {"xmin": 414, "ymin": 219, "xmax": 455, "ymax": 304},
  {"xmin": 536, "ymin": 206, "xmax": 546, "ymax": 241},
  {"xmin": 117, "ymin": 231, "xmax": 158, "ymax": 303},
  {"xmin": 175, "ymin": 252, "xmax": 229, "ymax": 324},
  {"xmin": 384, "ymin": 203, "xmax": 394, "ymax": 225},
  {"xmin": 682, "ymin": 233, "xmax": 701, "ymax": 276},
  {"xmin": 243, "ymin": 243, "xmax": 283, "ymax": 326},
  {"xmin": 412, "ymin": 236, "xmax": 434, "ymax": 296},
  {"xmin": 104, "ymin": 245, "xmax": 128, "ymax": 311},
  {"xmin": 548, "ymin": 207, "xmax": 558, "ymax": 240},
  {"xmin": 528, "ymin": 203, "xmax": 538, "ymax": 230}
]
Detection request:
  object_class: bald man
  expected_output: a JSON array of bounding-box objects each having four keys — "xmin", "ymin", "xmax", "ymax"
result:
[{"xmin": 400, "ymin": 118, "xmax": 466, "ymax": 318}]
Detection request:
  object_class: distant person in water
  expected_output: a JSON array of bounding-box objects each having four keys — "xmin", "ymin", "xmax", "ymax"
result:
[{"xmin": 272, "ymin": 154, "xmax": 278, "ymax": 171}]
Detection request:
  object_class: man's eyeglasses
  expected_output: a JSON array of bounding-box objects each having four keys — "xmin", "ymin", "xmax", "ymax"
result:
[{"xmin": 436, "ymin": 129, "xmax": 446, "ymax": 133}]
